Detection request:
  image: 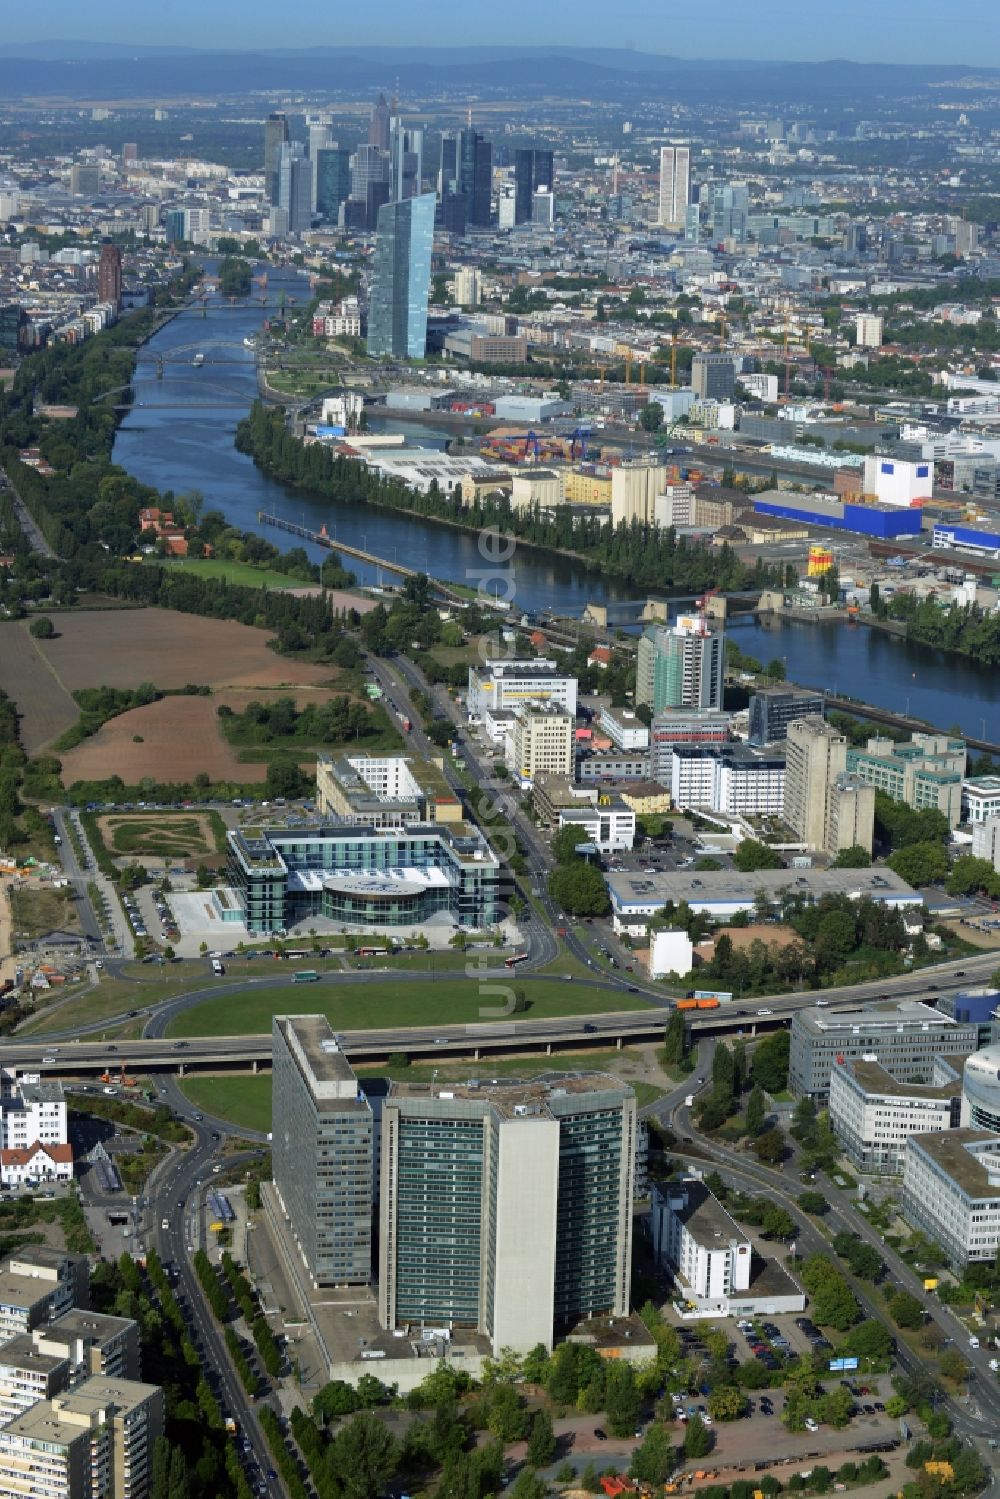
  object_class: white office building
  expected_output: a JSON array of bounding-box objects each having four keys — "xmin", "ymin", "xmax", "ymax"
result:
[
  {"xmin": 902, "ymin": 1129, "xmax": 1000, "ymax": 1268},
  {"xmin": 960, "ymin": 1043, "xmax": 1000, "ymax": 1131},
  {"xmin": 971, "ymin": 815, "xmax": 1000, "ymax": 871},
  {"xmin": 467, "ymin": 660, "xmax": 577, "ymax": 724},
  {"xmin": 599, "ymin": 706, "xmax": 649, "ymax": 752},
  {"xmin": 964, "ymin": 777, "xmax": 1000, "ymax": 824},
  {"xmin": 557, "ymin": 799, "xmax": 636, "ymax": 854},
  {"xmin": 828, "ymin": 1058, "xmax": 961, "ymax": 1175},
  {"xmin": 658, "ymin": 145, "xmax": 690, "ymax": 228},
  {"xmin": 651, "ymin": 1178, "xmax": 805, "ymax": 1318},
  {"xmin": 507, "ymin": 702, "xmax": 574, "ymax": 789},
  {"xmin": 668, "ymin": 746, "xmax": 785, "ymax": 818}
]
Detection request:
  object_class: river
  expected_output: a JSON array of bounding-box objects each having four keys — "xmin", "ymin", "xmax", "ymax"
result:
[
  {"xmin": 112, "ymin": 271, "xmax": 1000, "ymax": 740},
  {"xmin": 112, "ymin": 267, "xmax": 635, "ymax": 615}
]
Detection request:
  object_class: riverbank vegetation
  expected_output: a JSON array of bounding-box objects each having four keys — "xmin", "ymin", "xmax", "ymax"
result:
[
  {"xmin": 236, "ymin": 401, "xmax": 784, "ymax": 594},
  {"xmin": 873, "ymin": 589, "xmax": 1000, "ymax": 667}
]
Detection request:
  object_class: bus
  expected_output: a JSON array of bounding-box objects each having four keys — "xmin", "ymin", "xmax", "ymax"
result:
[
  {"xmin": 293, "ymin": 970, "xmax": 320, "ymax": 983},
  {"xmin": 356, "ymin": 946, "xmax": 388, "ymax": 958},
  {"xmin": 504, "ymin": 952, "xmax": 529, "ymax": 969}
]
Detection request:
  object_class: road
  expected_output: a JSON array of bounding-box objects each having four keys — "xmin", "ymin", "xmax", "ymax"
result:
[
  {"xmin": 0, "ymin": 466, "xmax": 56, "ymax": 559},
  {"xmin": 650, "ymin": 1044, "xmax": 1000, "ymax": 1465}
]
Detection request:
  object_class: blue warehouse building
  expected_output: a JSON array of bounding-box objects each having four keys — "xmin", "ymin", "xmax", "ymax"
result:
[
  {"xmin": 753, "ymin": 496, "xmax": 922, "ymax": 540},
  {"xmin": 932, "ymin": 523, "xmax": 1000, "ymax": 559}
]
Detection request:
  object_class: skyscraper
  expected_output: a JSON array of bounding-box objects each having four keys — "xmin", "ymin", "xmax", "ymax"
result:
[
  {"xmin": 368, "ymin": 92, "xmax": 391, "ymax": 150},
  {"xmin": 460, "ymin": 127, "xmax": 492, "ymax": 228},
  {"xmin": 438, "ymin": 132, "xmax": 460, "ymax": 198},
  {"xmin": 389, "ymin": 119, "xmax": 424, "ymax": 202},
  {"xmin": 271, "ymin": 1015, "xmax": 373, "ymax": 1287},
  {"xmin": 350, "ymin": 144, "xmax": 391, "ymax": 229},
  {"xmin": 658, "ymin": 144, "xmax": 690, "ymax": 228},
  {"xmin": 514, "ymin": 147, "xmax": 554, "ymax": 225},
  {"xmin": 264, "ymin": 112, "xmax": 289, "ymax": 207},
  {"xmin": 278, "ymin": 143, "xmax": 312, "ymax": 236},
  {"xmin": 367, "ymin": 193, "xmax": 435, "ymax": 359},
  {"xmin": 97, "ymin": 243, "xmax": 122, "ymax": 313},
  {"xmin": 307, "ymin": 116, "xmax": 334, "ymax": 212},
  {"xmin": 378, "ymin": 1074, "xmax": 635, "ymax": 1352},
  {"xmin": 636, "ymin": 616, "xmax": 725, "ymax": 713},
  {"xmin": 315, "ymin": 147, "xmax": 351, "ymax": 223}
]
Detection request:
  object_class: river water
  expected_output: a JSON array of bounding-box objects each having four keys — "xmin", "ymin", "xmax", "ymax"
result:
[{"xmin": 112, "ymin": 271, "xmax": 1000, "ymax": 740}]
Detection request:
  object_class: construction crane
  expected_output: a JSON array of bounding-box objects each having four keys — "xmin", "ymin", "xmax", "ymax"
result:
[
  {"xmin": 670, "ymin": 329, "xmax": 679, "ymax": 387},
  {"xmin": 569, "ymin": 427, "xmax": 592, "ymax": 461},
  {"xmin": 623, "ymin": 350, "xmax": 633, "ymax": 386},
  {"xmin": 521, "ymin": 430, "xmax": 541, "ymax": 462}
]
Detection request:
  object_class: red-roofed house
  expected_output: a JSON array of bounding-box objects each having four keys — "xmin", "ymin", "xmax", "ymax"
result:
[
  {"xmin": 0, "ymin": 1141, "xmax": 73, "ymax": 1186},
  {"xmin": 588, "ymin": 646, "xmax": 612, "ymax": 670}
]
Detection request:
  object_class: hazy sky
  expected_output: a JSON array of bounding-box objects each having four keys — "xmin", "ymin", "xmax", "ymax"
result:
[{"xmin": 3, "ymin": 0, "xmax": 1000, "ymax": 66}]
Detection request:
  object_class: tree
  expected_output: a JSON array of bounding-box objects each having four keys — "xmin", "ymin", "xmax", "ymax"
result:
[
  {"xmin": 510, "ymin": 1472, "xmax": 548, "ymax": 1499},
  {"xmin": 712, "ymin": 1041, "xmax": 736, "ymax": 1098},
  {"xmin": 745, "ymin": 1084, "xmax": 766, "ymax": 1137},
  {"xmin": 708, "ymin": 1386, "xmax": 748, "ymax": 1421},
  {"xmin": 684, "ymin": 1414, "xmax": 712, "ymax": 1459},
  {"xmin": 886, "ymin": 841, "xmax": 949, "ymax": 887},
  {"xmin": 662, "ymin": 1009, "xmax": 689, "ymax": 1068},
  {"xmin": 791, "ymin": 1096, "xmax": 818, "ymax": 1143},
  {"xmin": 526, "ymin": 1409, "xmax": 556, "ymax": 1467},
  {"xmin": 761, "ymin": 1203, "xmax": 795, "ymax": 1239},
  {"xmin": 888, "ymin": 1291, "xmax": 924, "ymax": 1330},
  {"xmin": 754, "ymin": 1129, "xmax": 786, "ymax": 1165},
  {"xmin": 939, "ymin": 1350, "xmax": 969, "ymax": 1385},
  {"xmin": 630, "ymin": 1423, "xmax": 673, "ymax": 1484},
  {"xmin": 765, "ymin": 658, "xmax": 786, "ymax": 681},
  {"xmin": 799, "ymin": 1256, "xmax": 859, "ymax": 1332},
  {"xmin": 29, "ymin": 616, "xmax": 55, "ymax": 638},
  {"xmin": 548, "ymin": 862, "xmax": 610, "ymax": 917},
  {"xmin": 750, "ymin": 1031, "xmax": 790, "ymax": 1092},
  {"xmin": 733, "ymin": 839, "xmax": 783, "ymax": 873},
  {"xmin": 485, "ymin": 1382, "xmax": 528, "ymax": 1441},
  {"xmin": 832, "ymin": 845, "xmax": 871, "ymax": 868},
  {"xmin": 604, "ymin": 1361, "xmax": 641, "ymax": 1438},
  {"xmin": 638, "ymin": 403, "xmax": 663, "ymax": 432},
  {"xmin": 314, "ymin": 1380, "xmax": 360, "ymax": 1421},
  {"xmin": 797, "ymin": 1191, "xmax": 828, "ymax": 1216}
]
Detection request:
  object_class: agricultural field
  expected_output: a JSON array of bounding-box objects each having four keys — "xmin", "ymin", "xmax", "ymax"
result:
[
  {"xmin": 60, "ymin": 695, "xmax": 271, "ymax": 785},
  {"xmin": 96, "ymin": 811, "xmax": 225, "ymax": 861},
  {"xmin": 0, "ymin": 621, "xmax": 78, "ymax": 753},
  {"xmin": 31, "ymin": 608, "xmax": 334, "ymax": 693}
]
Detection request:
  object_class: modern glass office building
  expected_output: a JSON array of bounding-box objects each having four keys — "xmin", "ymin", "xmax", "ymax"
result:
[
  {"xmin": 315, "ymin": 146, "xmax": 351, "ymax": 222},
  {"xmin": 367, "ymin": 192, "xmax": 436, "ymax": 359},
  {"xmin": 379, "ymin": 1076, "xmax": 635, "ymax": 1353},
  {"xmin": 271, "ymin": 1016, "xmax": 373, "ymax": 1287},
  {"xmin": 227, "ymin": 821, "xmax": 501, "ymax": 934}
]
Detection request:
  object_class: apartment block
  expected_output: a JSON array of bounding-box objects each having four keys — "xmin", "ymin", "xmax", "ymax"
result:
[
  {"xmin": 784, "ymin": 717, "xmax": 874, "ymax": 855},
  {"xmin": 271, "ymin": 1017, "xmax": 373, "ymax": 1288},
  {"xmin": 902, "ymin": 1129, "xmax": 1000, "ymax": 1269},
  {"xmin": 0, "ymin": 1338, "xmax": 70, "ymax": 1427},
  {"xmin": 828, "ymin": 1058, "xmax": 961, "ymax": 1175},
  {"xmin": 789, "ymin": 1001, "xmax": 977, "ymax": 1101},
  {"xmin": 0, "ymin": 1073, "xmax": 72, "ymax": 1188},
  {"xmin": 507, "ymin": 702, "xmax": 574, "ymax": 788},
  {"xmin": 964, "ymin": 776, "xmax": 1000, "ymax": 824},
  {"xmin": 36, "ymin": 1312, "xmax": 142, "ymax": 1384},
  {"xmin": 0, "ymin": 1251, "xmax": 89, "ymax": 1346},
  {"xmin": 379, "ymin": 1074, "xmax": 635, "ymax": 1352},
  {"xmin": 0, "ymin": 1376, "xmax": 163, "ymax": 1499},
  {"xmin": 637, "ymin": 617, "xmax": 725, "ymax": 714}
]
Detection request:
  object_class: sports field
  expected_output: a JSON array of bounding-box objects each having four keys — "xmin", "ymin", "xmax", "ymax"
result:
[
  {"xmin": 164, "ymin": 977, "xmax": 651, "ymax": 1037},
  {"xmin": 97, "ymin": 812, "xmax": 223, "ymax": 860}
]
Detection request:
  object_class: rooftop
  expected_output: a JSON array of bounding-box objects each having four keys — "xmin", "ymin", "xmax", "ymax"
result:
[
  {"xmin": 274, "ymin": 1015, "xmax": 370, "ymax": 1111},
  {"xmin": 661, "ymin": 1177, "xmax": 748, "ymax": 1250},
  {"xmin": 794, "ymin": 999, "xmax": 969, "ymax": 1037},
  {"xmin": 907, "ymin": 1128, "xmax": 1000, "ymax": 1200},
  {"xmin": 0, "ymin": 1333, "xmax": 67, "ymax": 1379},
  {"xmin": 387, "ymin": 1070, "xmax": 632, "ymax": 1120},
  {"xmin": 607, "ymin": 866, "xmax": 920, "ymax": 911},
  {"xmin": 844, "ymin": 1058, "xmax": 962, "ymax": 1101}
]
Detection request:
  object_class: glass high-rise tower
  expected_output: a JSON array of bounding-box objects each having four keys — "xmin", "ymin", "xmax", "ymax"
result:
[{"xmin": 367, "ymin": 192, "xmax": 435, "ymax": 360}]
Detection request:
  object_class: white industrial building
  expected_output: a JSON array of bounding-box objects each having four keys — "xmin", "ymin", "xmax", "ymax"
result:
[
  {"xmin": 902, "ymin": 1129, "xmax": 1000, "ymax": 1269},
  {"xmin": 651, "ymin": 1179, "xmax": 805, "ymax": 1319},
  {"xmin": 862, "ymin": 454, "xmax": 933, "ymax": 507},
  {"xmin": 828, "ymin": 1058, "xmax": 961, "ymax": 1176},
  {"xmin": 649, "ymin": 929, "xmax": 694, "ymax": 979}
]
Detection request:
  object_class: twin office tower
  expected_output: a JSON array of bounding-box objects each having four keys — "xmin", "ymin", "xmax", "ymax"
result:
[{"xmin": 272, "ymin": 1015, "xmax": 636, "ymax": 1353}]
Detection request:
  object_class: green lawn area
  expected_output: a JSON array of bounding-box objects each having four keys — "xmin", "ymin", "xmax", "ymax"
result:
[
  {"xmin": 182, "ymin": 1049, "xmax": 659, "ymax": 1131},
  {"xmin": 18, "ymin": 973, "xmax": 196, "ymax": 1037},
  {"xmin": 165, "ymin": 977, "xmax": 650, "ymax": 1038},
  {"xmin": 179, "ymin": 1074, "xmax": 272, "ymax": 1133},
  {"xmin": 155, "ymin": 558, "xmax": 306, "ymax": 589}
]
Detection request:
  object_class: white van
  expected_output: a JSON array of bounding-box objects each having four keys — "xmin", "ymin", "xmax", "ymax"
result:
[{"xmin": 211, "ymin": 959, "xmax": 224, "ymax": 975}]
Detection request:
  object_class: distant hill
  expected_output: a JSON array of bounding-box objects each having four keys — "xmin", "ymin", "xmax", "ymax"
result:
[{"xmin": 0, "ymin": 44, "xmax": 994, "ymax": 103}]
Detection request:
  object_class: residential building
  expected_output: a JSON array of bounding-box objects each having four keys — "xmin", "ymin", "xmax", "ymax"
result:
[
  {"xmin": 658, "ymin": 145, "xmax": 690, "ymax": 227},
  {"xmin": 846, "ymin": 733, "xmax": 965, "ymax": 828},
  {"xmin": 367, "ymin": 194, "xmax": 436, "ymax": 360},
  {"xmin": 789, "ymin": 1001, "xmax": 978, "ymax": 1101},
  {"xmin": 651, "ymin": 1178, "xmax": 805, "ymax": 1317},
  {"xmin": 0, "ymin": 1250, "xmax": 89, "ymax": 1347},
  {"xmin": 96, "ymin": 245, "xmax": 121, "ymax": 315},
  {"xmin": 315, "ymin": 754, "xmax": 461, "ymax": 828},
  {"xmin": 467, "ymin": 659, "xmax": 577, "ymax": 722},
  {"xmin": 35, "ymin": 1312, "xmax": 141, "ymax": 1385},
  {"xmin": 0, "ymin": 1072, "xmax": 71, "ymax": 1188},
  {"xmin": 507, "ymin": 702, "xmax": 574, "ymax": 788},
  {"xmin": 453, "ymin": 267, "xmax": 481, "ymax": 308},
  {"xmin": 784, "ymin": 717, "xmax": 874, "ymax": 855},
  {"xmin": 855, "ymin": 313, "xmax": 884, "ymax": 349},
  {"xmin": 0, "ymin": 1339, "xmax": 70, "ymax": 1428},
  {"xmin": 271, "ymin": 1017, "xmax": 373, "ymax": 1288},
  {"xmin": 748, "ymin": 688, "xmax": 825, "ymax": 746},
  {"xmin": 963, "ymin": 776, "xmax": 1000, "ymax": 824},
  {"xmin": 226, "ymin": 819, "xmax": 501, "ymax": 933},
  {"xmin": 828, "ymin": 1058, "xmax": 961, "ymax": 1175},
  {"xmin": 637, "ymin": 617, "xmax": 725, "ymax": 714},
  {"xmin": 902, "ymin": 1129, "xmax": 1000, "ymax": 1269},
  {"xmin": 607, "ymin": 867, "xmax": 921, "ymax": 940},
  {"xmin": 0, "ymin": 1376, "xmax": 163, "ymax": 1499},
  {"xmin": 515, "ymin": 148, "xmax": 554, "ymax": 225},
  {"xmin": 378, "ymin": 1074, "xmax": 635, "ymax": 1352},
  {"xmin": 264, "ymin": 112, "xmax": 289, "ymax": 204},
  {"xmin": 690, "ymin": 353, "xmax": 736, "ymax": 401}
]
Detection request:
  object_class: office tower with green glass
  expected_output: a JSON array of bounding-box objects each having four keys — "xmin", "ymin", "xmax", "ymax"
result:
[
  {"xmin": 367, "ymin": 193, "xmax": 436, "ymax": 359},
  {"xmin": 378, "ymin": 1074, "xmax": 635, "ymax": 1352},
  {"xmin": 272, "ymin": 1016, "xmax": 373, "ymax": 1287}
]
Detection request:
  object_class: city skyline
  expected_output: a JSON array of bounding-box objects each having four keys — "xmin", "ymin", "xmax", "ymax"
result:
[{"xmin": 0, "ymin": 2, "xmax": 999, "ymax": 65}]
